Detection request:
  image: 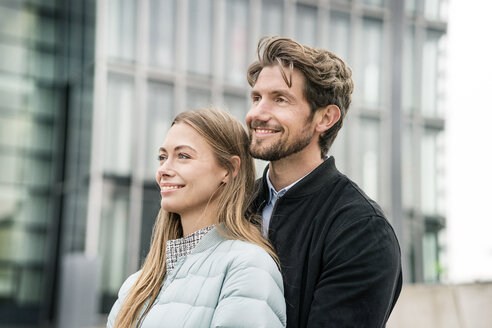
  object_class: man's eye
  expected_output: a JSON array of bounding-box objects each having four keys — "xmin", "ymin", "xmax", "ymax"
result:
[
  {"xmin": 252, "ymin": 96, "xmax": 261, "ymax": 103},
  {"xmin": 275, "ymin": 97, "xmax": 287, "ymax": 103},
  {"xmin": 157, "ymin": 154, "xmax": 167, "ymax": 161}
]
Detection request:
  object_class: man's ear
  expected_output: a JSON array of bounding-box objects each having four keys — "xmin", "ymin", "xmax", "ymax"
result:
[
  {"xmin": 223, "ymin": 156, "xmax": 241, "ymax": 183},
  {"xmin": 315, "ymin": 105, "xmax": 341, "ymax": 133}
]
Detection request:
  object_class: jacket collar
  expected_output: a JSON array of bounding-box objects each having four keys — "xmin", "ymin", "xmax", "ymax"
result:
[
  {"xmin": 253, "ymin": 156, "xmax": 340, "ymax": 209},
  {"xmin": 192, "ymin": 225, "xmax": 228, "ymax": 253}
]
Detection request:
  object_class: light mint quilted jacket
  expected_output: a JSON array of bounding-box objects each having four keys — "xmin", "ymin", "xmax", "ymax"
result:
[{"xmin": 107, "ymin": 228, "xmax": 286, "ymax": 328}]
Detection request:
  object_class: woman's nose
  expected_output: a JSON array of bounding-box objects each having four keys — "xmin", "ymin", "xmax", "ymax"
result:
[{"xmin": 157, "ymin": 160, "xmax": 175, "ymax": 178}]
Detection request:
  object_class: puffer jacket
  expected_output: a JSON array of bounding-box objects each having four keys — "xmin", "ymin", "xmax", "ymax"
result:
[{"xmin": 107, "ymin": 227, "xmax": 286, "ymax": 328}]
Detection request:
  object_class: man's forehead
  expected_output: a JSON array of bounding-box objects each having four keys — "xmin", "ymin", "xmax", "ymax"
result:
[{"xmin": 255, "ymin": 65, "xmax": 305, "ymax": 90}]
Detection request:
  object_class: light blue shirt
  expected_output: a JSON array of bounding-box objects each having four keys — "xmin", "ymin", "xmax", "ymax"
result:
[{"xmin": 261, "ymin": 169, "xmax": 307, "ymax": 237}]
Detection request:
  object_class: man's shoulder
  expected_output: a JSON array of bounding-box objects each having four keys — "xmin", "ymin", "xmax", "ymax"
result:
[
  {"xmin": 327, "ymin": 173, "xmax": 385, "ymax": 217},
  {"xmin": 288, "ymin": 171, "xmax": 391, "ymax": 234}
]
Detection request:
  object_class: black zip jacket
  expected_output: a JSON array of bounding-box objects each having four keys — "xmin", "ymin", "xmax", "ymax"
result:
[{"xmin": 251, "ymin": 157, "xmax": 402, "ymax": 328}]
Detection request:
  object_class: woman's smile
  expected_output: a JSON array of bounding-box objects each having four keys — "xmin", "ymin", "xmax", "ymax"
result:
[{"xmin": 160, "ymin": 183, "xmax": 184, "ymax": 194}]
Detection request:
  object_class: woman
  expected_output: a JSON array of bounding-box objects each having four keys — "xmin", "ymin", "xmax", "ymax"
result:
[{"xmin": 107, "ymin": 108, "xmax": 286, "ymax": 328}]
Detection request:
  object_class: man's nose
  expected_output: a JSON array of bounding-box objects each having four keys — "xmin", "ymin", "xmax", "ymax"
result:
[{"xmin": 247, "ymin": 99, "xmax": 271, "ymax": 123}]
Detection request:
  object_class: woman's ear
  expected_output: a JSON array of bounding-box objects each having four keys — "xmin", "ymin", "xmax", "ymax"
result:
[
  {"xmin": 315, "ymin": 105, "xmax": 341, "ymax": 133},
  {"xmin": 223, "ymin": 156, "xmax": 241, "ymax": 183}
]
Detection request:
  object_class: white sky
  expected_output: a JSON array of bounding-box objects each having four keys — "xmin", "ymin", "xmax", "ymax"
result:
[{"xmin": 446, "ymin": 0, "xmax": 492, "ymax": 282}]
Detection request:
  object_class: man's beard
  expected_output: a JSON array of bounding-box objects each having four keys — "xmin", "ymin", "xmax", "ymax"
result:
[{"xmin": 249, "ymin": 124, "xmax": 314, "ymax": 161}]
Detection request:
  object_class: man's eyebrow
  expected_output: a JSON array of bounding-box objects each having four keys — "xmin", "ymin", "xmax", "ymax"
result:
[
  {"xmin": 159, "ymin": 145, "xmax": 197, "ymax": 153},
  {"xmin": 250, "ymin": 89, "xmax": 296, "ymax": 100},
  {"xmin": 271, "ymin": 90, "xmax": 296, "ymax": 100}
]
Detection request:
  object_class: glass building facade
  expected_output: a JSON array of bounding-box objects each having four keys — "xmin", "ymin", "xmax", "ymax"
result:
[
  {"xmin": 0, "ymin": 0, "xmax": 64, "ymax": 323},
  {"xmin": 0, "ymin": 0, "xmax": 448, "ymax": 326}
]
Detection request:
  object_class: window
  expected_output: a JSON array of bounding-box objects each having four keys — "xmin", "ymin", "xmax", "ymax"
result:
[
  {"xmin": 225, "ymin": 0, "xmax": 249, "ymax": 84},
  {"xmin": 31, "ymin": 85, "xmax": 58, "ymax": 117},
  {"xmin": 423, "ymin": 231, "xmax": 439, "ymax": 283},
  {"xmin": 0, "ymin": 153, "xmax": 19, "ymax": 184},
  {"xmin": 0, "ymin": 75, "xmax": 27, "ymax": 110},
  {"xmin": 148, "ymin": 0, "xmax": 175, "ymax": 69},
  {"xmin": 0, "ymin": 6, "xmax": 34, "ymax": 39},
  {"xmin": 139, "ymin": 186, "xmax": 161, "ymax": 261},
  {"xmin": 107, "ymin": 0, "xmax": 136, "ymax": 61},
  {"xmin": 23, "ymin": 156, "xmax": 52, "ymax": 188},
  {"xmin": 360, "ymin": 118, "xmax": 380, "ymax": 200},
  {"xmin": 406, "ymin": 0, "xmax": 417, "ymax": 15},
  {"xmin": 185, "ymin": 88, "xmax": 212, "ymax": 111},
  {"xmin": 328, "ymin": 11, "xmax": 351, "ymax": 63},
  {"xmin": 424, "ymin": 0, "xmax": 448, "ymax": 21},
  {"xmin": 295, "ymin": 4, "xmax": 317, "ymax": 47},
  {"xmin": 145, "ymin": 82, "xmax": 174, "ymax": 179},
  {"xmin": 421, "ymin": 128, "xmax": 445, "ymax": 216},
  {"xmin": 62, "ymin": 188, "xmax": 89, "ymax": 253},
  {"xmin": 261, "ymin": 0, "xmax": 283, "ymax": 37},
  {"xmin": 403, "ymin": 27, "xmax": 416, "ymax": 114},
  {"xmin": 99, "ymin": 181, "xmax": 130, "ymax": 311},
  {"xmin": 224, "ymin": 94, "xmax": 247, "ymax": 122},
  {"xmin": 422, "ymin": 30, "xmax": 446, "ymax": 118},
  {"xmin": 0, "ymin": 117, "xmax": 17, "ymax": 149},
  {"xmin": 0, "ymin": 43, "xmax": 27, "ymax": 75},
  {"xmin": 402, "ymin": 124, "xmax": 414, "ymax": 210},
  {"xmin": 104, "ymin": 74, "xmax": 134, "ymax": 175},
  {"xmin": 329, "ymin": 126, "xmax": 348, "ymax": 173},
  {"xmin": 362, "ymin": 0, "xmax": 385, "ymax": 7},
  {"xmin": 361, "ymin": 18, "xmax": 383, "ymax": 108},
  {"xmin": 30, "ymin": 49, "xmax": 55, "ymax": 80},
  {"xmin": 188, "ymin": 0, "xmax": 213, "ymax": 76}
]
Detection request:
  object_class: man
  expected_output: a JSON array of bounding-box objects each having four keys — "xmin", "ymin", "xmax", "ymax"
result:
[{"xmin": 246, "ymin": 36, "xmax": 402, "ymax": 327}]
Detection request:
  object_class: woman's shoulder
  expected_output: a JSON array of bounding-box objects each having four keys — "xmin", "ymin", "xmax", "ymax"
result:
[
  {"xmin": 117, "ymin": 270, "xmax": 141, "ymax": 297},
  {"xmin": 216, "ymin": 239, "xmax": 279, "ymax": 273},
  {"xmin": 211, "ymin": 239, "xmax": 286, "ymax": 327},
  {"xmin": 219, "ymin": 237, "xmax": 269, "ymax": 255}
]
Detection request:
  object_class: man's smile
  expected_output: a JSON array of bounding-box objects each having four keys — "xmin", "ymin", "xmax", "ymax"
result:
[{"xmin": 253, "ymin": 128, "xmax": 280, "ymax": 137}]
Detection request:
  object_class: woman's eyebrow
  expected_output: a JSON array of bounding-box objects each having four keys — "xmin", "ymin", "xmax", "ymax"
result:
[{"xmin": 159, "ymin": 145, "xmax": 197, "ymax": 153}]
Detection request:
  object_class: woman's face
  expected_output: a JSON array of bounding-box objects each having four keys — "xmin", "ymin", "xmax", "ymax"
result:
[{"xmin": 155, "ymin": 123, "xmax": 228, "ymax": 218}]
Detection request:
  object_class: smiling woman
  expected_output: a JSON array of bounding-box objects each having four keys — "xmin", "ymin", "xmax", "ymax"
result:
[
  {"xmin": 107, "ymin": 108, "xmax": 286, "ymax": 328},
  {"xmin": 155, "ymin": 123, "xmax": 229, "ymax": 233}
]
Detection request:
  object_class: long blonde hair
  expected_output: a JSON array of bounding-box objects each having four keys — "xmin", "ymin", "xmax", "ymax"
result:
[{"xmin": 114, "ymin": 108, "xmax": 278, "ymax": 328}]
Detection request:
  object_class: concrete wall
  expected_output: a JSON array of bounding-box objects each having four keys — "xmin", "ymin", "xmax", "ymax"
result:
[{"xmin": 388, "ymin": 283, "xmax": 492, "ymax": 328}]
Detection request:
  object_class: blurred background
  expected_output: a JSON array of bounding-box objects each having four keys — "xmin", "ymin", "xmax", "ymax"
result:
[{"xmin": 0, "ymin": 0, "xmax": 490, "ymax": 327}]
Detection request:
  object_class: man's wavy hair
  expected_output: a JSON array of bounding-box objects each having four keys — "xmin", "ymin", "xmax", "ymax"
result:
[{"xmin": 247, "ymin": 36, "xmax": 354, "ymax": 158}]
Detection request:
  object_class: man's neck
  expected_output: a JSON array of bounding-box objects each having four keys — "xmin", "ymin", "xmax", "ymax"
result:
[{"xmin": 268, "ymin": 146, "xmax": 323, "ymax": 191}]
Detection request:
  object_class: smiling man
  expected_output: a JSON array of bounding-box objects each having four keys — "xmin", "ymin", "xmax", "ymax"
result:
[{"xmin": 246, "ymin": 37, "xmax": 402, "ymax": 328}]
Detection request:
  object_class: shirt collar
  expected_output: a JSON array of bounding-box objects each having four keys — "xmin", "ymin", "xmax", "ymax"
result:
[
  {"xmin": 264, "ymin": 156, "xmax": 334, "ymax": 204},
  {"xmin": 165, "ymin": 225, "xmax": 214, "ymax": 275},
  {"xmin": 265, "ymin": 168, "xmax": 306, "ymax": 204}
]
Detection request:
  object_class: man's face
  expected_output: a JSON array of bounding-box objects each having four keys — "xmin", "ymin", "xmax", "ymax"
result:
[{"xmin": 246, "ymin": 65, "xmax": 316, "ymax": 161}]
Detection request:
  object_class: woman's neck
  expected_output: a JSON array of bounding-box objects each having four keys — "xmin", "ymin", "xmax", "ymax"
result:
[{"xmin": 179, "ymin": 206, "xmax": 217, "ymax": 236}]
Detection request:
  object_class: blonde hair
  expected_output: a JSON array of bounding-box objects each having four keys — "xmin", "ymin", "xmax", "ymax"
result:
[{"xmin": 114, "ymin": 108, "xmax": 278, "ymax": 327}]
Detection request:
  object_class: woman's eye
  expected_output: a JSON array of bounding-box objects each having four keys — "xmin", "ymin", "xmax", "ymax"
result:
[
  {"xmin": 178, "ymin": 153, "xmax": 190, "ymax": 159},
  {"xmin": 157, "ymin": 154, "xmax": 167, "ymax": 161}
]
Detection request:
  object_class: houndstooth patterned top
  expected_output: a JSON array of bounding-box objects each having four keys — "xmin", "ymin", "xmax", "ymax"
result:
[{"xmin": 165, "ymin": 225, "xmax": 215, "ymax": 275}]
